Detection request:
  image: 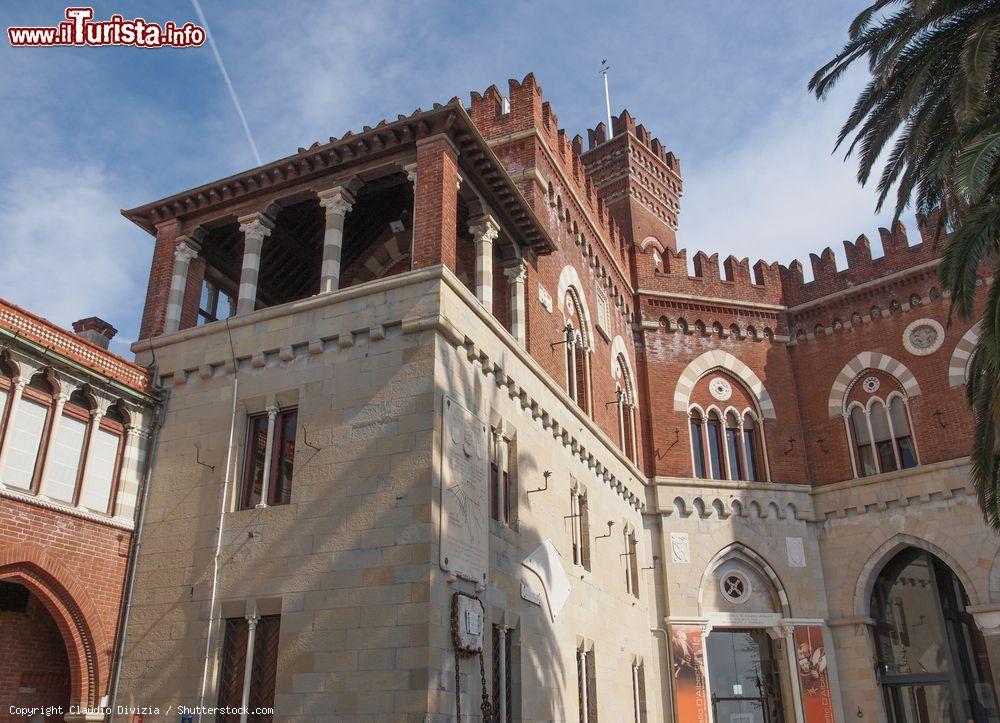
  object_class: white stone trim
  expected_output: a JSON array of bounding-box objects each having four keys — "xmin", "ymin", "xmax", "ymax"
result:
[
  {"xmin": 949, "ymin": 321, "xmax": 981, "ymax": 388},
  {"xmin": 672, "ymin": 350, "xmax": 776, "ymax": 419},
  {"xmin": 827, "ymin": 351, "xmax": 921, "ymax": 417}
]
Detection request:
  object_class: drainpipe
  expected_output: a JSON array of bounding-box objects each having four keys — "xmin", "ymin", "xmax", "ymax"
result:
[
  {"xmin": 198, "ymin": 319, "xmax": 242, "ymax": 722},
  {"xmin": 106, "ymin": 382, "xmax": 167, "ymax": 719}
]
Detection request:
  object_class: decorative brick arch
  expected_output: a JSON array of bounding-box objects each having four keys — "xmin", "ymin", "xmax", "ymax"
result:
[
  {"xmin": 672, "ymin": 350, "xmax": 776, "ymax": 419},
  {"xmin": 948, "ymin": 321, "xmax": 980, "ymax": 388},
  {"xmin": 0, "ymin": 544, "xmax": 109, "ymax": 707},
  {"xmin": 827, "ymin": 352, "xmax": 921, "ymax": 418}
]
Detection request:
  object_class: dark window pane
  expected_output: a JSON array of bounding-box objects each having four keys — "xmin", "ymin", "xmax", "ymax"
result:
[
  {"xmin": 691, "ymin": 421, "xmax": 706, "ymax": 478},
  {"xmin": 897, "ymin": 436, "xmax": 917, "ymax": 469},
  {"xmin": 877, "ymin": 440, "xmax": 898, "ymax": 474},
  {"xmin": 242, "ymin": 416, "xmax": 269, "ymax": 509},
  {"xmin": 707, "ymin": 420, "xmax": 725, "ymax": 480},
  {"xmin": 743, "ymin": 429, "xmax": 758, "ymax": 482},
  {"xmin": 272, "ymin": 410, "xmax": 296, "ymax": 506},
  {"xmin": 725, "ymin": 427, "xmax": 743, "ymax": 480}
]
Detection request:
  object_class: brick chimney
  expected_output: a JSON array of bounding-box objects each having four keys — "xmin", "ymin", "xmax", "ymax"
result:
[{"xmin": 72, "ymin": 317, "xmax": 117, "ymax": 349}]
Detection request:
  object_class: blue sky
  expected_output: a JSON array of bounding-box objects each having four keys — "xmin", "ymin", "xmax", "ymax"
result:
[{"xmin": 0, "ymin": 0, "xmax": 903, "ymax": 354}]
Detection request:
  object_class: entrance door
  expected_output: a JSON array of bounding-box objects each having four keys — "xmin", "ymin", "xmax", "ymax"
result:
[
  {"xmin": 707, "ymin": 628, "xmax": 784, "ymax": 723},
  {"xmin": 871, "ymin": 547, "xmax": 1000, "ymax": 722}
]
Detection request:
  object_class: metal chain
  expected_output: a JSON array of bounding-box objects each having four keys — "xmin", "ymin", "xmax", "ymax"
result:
[{"xmin": 479, "ymin": 650, "xmax": 493, "ymax": 721}]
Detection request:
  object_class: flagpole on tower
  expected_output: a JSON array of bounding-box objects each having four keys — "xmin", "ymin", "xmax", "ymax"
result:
[{"xmin": 600, "ymin": 60, "xmax": 613, "ymax": 139}]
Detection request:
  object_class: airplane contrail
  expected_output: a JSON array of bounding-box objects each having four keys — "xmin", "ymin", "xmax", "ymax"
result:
[{"xmin": 190, "ymin": 0, "xmax": 263, "ymax": 166}]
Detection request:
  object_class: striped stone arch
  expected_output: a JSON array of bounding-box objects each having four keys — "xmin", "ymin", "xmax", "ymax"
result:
[
  {"xmin": 672, "ymin": 350, "xmax": 776, "ymax": 419},
  {"xmin": 949, "ymin": 322, "xmax": 981, "ymax": 388},
  {"xmin": 556, "ymin": 264, "xmax": 595, "ymax": 349},
  {"xmin": 827, "ymin": 351, "xmax": 921, "ymax": 417}
]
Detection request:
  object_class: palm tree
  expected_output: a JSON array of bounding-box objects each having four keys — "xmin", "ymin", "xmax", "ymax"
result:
[{"xmin": 810, "ymin": 0, "xmax": 1000, "ymax": 527}]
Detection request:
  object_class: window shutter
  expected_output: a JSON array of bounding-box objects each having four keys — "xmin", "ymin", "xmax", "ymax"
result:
[
  {"xmin": 217, "ymin": 618, "xmax": 248, "ymax": 722},
  {"xmin": 3, "ymin": 398, "xmax": 48, "ymax": 489},
  {"xmin": 79, "ymin": 428, "xmax": 119, "ymax": 512},
  {"xmin": 45, "ymin": 415, "xmax": 88, "ymax": 503},
  {"xmin": 249, "ymin": 615, "xmax": 280, "ymax": 720}
]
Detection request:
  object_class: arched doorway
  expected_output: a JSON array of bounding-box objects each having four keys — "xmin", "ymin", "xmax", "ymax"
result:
[
  {"xmin": 0, "ymin": 580, "xmax": 71, "ymax": 721},
  {"xmin": 871, "ymin": 547, "xmax": 999, "ymax": 721}
]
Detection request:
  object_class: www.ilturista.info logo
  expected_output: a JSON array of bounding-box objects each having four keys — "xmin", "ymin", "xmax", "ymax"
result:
[{"xmin": 8, "ymin": 7, "xmax": 206, "ymax": 48}]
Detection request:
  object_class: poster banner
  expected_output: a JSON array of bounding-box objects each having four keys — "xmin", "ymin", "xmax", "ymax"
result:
[
  {"xmin": 671, "ymin": 624, "xmax": 710, "ymax": 723},
  {"xmin": 793, "ymin": 625, "xmax": 836, "ymax": 723}
]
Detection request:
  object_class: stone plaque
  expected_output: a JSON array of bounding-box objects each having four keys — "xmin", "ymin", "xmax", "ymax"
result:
[
  {"xmin": 439, "ymin": 396, "xmax": 489, "ymax": 585},
  {"xmin": 786, "ymin": 536, "xmax": 806, "ymax": 568},
  {"xmin": 671, "ymin": 532, "xmax": 691, "ymax": 563},
  {"xmin": 537, "ymin": 283, "xmax": 553, "ymax": 313}
]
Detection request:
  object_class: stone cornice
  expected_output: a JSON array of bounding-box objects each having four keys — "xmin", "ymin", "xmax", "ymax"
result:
[{"xmin": 1, "ymin": 486, "xmax": 135, "ymax": 531}]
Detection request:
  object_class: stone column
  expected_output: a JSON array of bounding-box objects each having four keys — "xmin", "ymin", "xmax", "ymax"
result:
[
  {"xmin": 469, "ymin": 215, "xmax": 500, "ymax": 309},
  {"xmin": 236, "ymin": 213, "xmax": 274, "ymax": 315},
  {"xmin": 37, "ymin": 392, "xmax": 69, "ymax": 497},
  {"xmin": 78, "ymin": 407, "xmax": 105, "ymax": 507},
  {"xmin": 164, "ymin": 237, "xmax": 200, "ymax": 333},
  {"xmin": 257, "ymin": 405, "xmax": 279, "ymax": 508},
  {"xmin": 504, "ymin": 261, "xmax": 528, "ymax": 347},
  {"xmin": 317, "ymin": 187, "xmax": 355, "ymax": 293},
  {"xmin": 239, "ymin": 613, "xmax": 261, "ymax": 723},
  {"xmin": 0, "ymin": 379, "xmax": 27, "ymax": 488}
]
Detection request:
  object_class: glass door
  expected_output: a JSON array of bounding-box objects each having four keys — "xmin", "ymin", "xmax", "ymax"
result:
[{"xmin": 707, "ymin": 628, "xmax": 785, "ymax": 723}]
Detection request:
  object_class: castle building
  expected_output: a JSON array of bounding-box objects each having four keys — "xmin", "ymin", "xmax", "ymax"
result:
[
  {"xmin": 0, "ymin": 302, "xmax": 157, "ymax": 722},
  {"xmin": 111, "ymin": 73, "xmax": 999, "ymax": 722}
]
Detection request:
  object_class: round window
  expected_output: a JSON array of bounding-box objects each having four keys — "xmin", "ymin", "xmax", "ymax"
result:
[{"xmin": 720, "ymin": 570, "xmax": 751, "ymax": 605}]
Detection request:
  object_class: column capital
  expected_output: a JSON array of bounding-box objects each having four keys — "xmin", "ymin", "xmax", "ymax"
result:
[
  {"xmin": 469, "ymin": 215, "xmax": 500, "ymax": 244},
  {"xmin": 174, "ymin": 236, "xmax": 201, "ymax": 262},
  {"xmin": 403, "ymin": 162, "xmax": 418, "ymax": 185},
  {"xmin": 265, "ymin": 404, "xmax": 280, "ymax": 419},
  {"xmin": 237, "ymin": 213, "xmax": 274, "ymax": 243},
  {"xmin": 504, "ymin": 260, "xmax": 528, "ymax": 284},
  {"xmin": 318, "ymin": 187, "xmax": 356, "ymax": 217},
  {"xmin": 54, "ymin": 393, "xmax": 70, "ymax": 406}
]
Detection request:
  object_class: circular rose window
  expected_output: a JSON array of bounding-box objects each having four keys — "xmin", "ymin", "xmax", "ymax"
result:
[
  {"xmin": 720, "ymin": 570, "xmax": 751, "ymax": 604},
  {"xmin": 903, "ymin": 318, "xmax": 945, "ymax": 356},
  {"xmin": 862, "ymin": 376, "xmax": 880, "ymax": 394},
  {"xmin": 709, "ymin": 377, "xmax": 733, "ymax": 401}
]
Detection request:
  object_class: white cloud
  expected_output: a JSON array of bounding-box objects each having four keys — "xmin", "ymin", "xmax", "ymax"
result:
[
  {"xmin": 0, "ymin": 164, "xmax": 150, "ymax": 355},
  {"xmin": 677, "ymin": 70, "xmax": 920, "ymax": 279}
]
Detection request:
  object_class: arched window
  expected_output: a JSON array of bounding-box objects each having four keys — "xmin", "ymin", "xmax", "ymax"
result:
[
  {"xmin": 43, "ymin": 388, "xmax": 93, "ymax": 504},
  {"xmin": 849, "ymin": 405, "xmax": 877, "ymax": 477},
  {"xmin": 563, "ymin": 290, "xmax": 591, "ymax": 414},
  {"xmin": 847, "ymin": 394, "xmax": 919, "ymax": 478},
  {"xmin": 614, "ymin": 353, "xmax": 637, "ymax": 463},
  {"xmin": 742, "ymin": 413, "xmax": 762, "ymax": 482},
  {"xmin": 690, "ymin": 409, "xmax": 707, "ymax": 479},
  {"xmin": 0, "ymin": 357, "xmax": 15, "ymax": 437},
  {"xmin": 79, "ymin": 401, "xmax": 128, "ymax": 514},
  {"xmin": 724, "ymin": 411, "xmax": 743, "ymax": 481},
  {"xmin": 3, "ymin": 371, "xmax": 56, "ymax": 491},
  {"xmin": 889, "ymin": 396, "xmax": 918, "ymax": 469},
  {"xmin": 871, "ymin": 548, "xmax": 998, "ymax": 720},
  {"xmin": 706, "ymin": 410, "xmax": 726, "ymax": 480}
]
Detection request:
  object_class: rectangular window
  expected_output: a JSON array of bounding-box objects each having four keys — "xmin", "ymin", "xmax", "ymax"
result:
[
  {"xmin": 492, "ymin": 625, "xmax": 519, "ymax": 723},
  {"xmin": 0, "ymin": 388, "xmax": 8, "ymax": 436},
  {"xmin": 490, "ymin": 431, "xmax": 517, "ymax": 528},
  {"xmin": 240, "ymin": 409, "xmax": 297, "ymax": 510},
  {"xmin": 632, "ymin": 662, "xmax": 647, "ymax": 723},
  {"xmin": 571, "ymin": 492, "xmax": 591, "ymax": 571},
  {"xmin": 577, "ymin": 646, "xmax": 598, "ymax": 723},
  {"xmin": 876, "ymin": 440, "xmax": 897, "ymax": 474},
  {"xmin": 3, "ymin": 398, "xmax": 48, "ymax": 490},
  {"xmin": 625, "ymin": 533, "xmax": 640, "ymax": 599},
  {"xmin": 45, "ymin": 415, "xmax": 88, "ymax": 503},
  {"xmin": 217, "ymin": 615, "xmax": 280, "ymax": 722},
  {"xmin": 198, "ymin": 279, "xmax": 236, "ymax": 325},
  {"xmin": 79, "ymin": 427, "xmax": 121, "ymax": 512}
]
